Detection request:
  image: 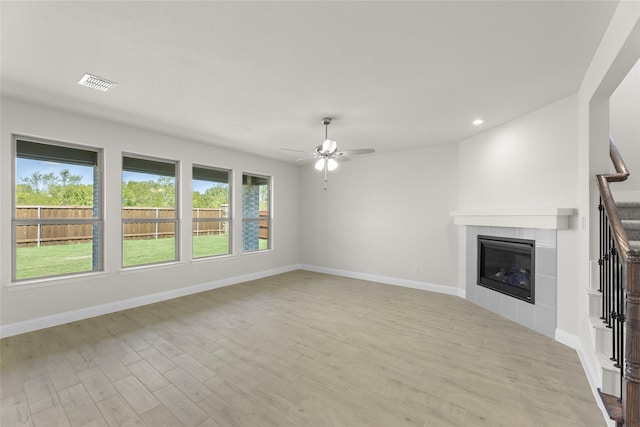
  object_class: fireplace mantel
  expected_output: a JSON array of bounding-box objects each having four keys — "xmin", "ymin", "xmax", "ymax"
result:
[{"xmin": 450, "ymin": 208, "xmax": 576, "ymax": 230}]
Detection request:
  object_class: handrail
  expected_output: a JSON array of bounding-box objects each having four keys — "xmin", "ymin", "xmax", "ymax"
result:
[
  {"xmin": 598, "ymin": 178, "xmax": 631, "ymax": 262},
  {"xmin": 610, "ymin": 136, "xmax": 630, "ymax": 179},
  {"xmin": 597, "ymin": 137, "xmax": 631, "ymax": 263}
]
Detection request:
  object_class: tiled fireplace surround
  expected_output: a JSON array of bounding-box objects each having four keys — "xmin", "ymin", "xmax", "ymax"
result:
[
  {"xmin": 453, "ymin": 208, "xmax": 575, "ymax": 339},
  {"xmin": 465, "ymin": 226, "xmax": 557, "ymax": 338}
]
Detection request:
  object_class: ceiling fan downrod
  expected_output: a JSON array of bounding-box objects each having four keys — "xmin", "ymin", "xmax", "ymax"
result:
[
  {"xmin": 323, "ymin": 117, "xmax": 331, "ymax": 139},
  {"xmin": 321, "ymin": 117, "xmax": 332, "ymax": 190}
]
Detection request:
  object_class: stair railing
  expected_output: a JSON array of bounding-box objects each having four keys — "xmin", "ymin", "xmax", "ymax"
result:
[{"xmin": 597, "ymin": 137, "xmax": 640, "ymax": 427}]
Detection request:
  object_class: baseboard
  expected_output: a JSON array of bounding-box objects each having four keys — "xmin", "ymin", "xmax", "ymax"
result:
[
  {"xmin": 299, "ymin": 264, "xmax": 465, "ymax": 298},
  {"xmin": 0, "ymin": 264, "xmax": 299, "ymax": 338},
  {"xmin": 555, "ymin": 328, "xmax": 615, "ymax": 427}
]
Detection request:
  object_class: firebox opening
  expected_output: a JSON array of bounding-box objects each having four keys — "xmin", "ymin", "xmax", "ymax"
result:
[{"xmin": 477, "ymin": 235, "xmax": 535, "ymax": 304}]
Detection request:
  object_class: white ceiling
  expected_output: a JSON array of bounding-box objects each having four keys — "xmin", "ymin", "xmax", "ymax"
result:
[{"xmin": 1, "ymin": 1, "xmax": 617, "ymax": 162}]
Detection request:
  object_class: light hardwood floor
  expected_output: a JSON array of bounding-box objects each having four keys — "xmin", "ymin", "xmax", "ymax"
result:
[{"xmin": 1, "ymin": 270, "xmax": 604, "ymax": 426}]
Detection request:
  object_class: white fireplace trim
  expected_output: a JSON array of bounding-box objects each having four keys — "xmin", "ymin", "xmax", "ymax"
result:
[{"xmin": 451, "ymin": 208, "xmax": 576, "ymax": 229}]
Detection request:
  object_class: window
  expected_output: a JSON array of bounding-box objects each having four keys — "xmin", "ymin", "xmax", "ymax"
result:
[
  {"xmin": 122, "ymin": 155, "xmax": 178, "ymax": 267},
  {"xmin": 13, "ymin": 138, "xmax": 102, "ymax": 281},
  {"xmin": 242, "ymin": 173, "xmax": 270, "ymax": 252},
  {"xmin": 192, "ymin": 166, "xmax": 231, "ymax": 258}
]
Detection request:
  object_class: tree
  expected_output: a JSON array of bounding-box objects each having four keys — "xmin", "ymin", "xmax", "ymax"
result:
[
  {"xmin": 21, "ymin": 171, "xmax": 57, "ymax": 193},
  {"xmin": 17, "ymin": 169, "xmax": 93, "ymax": 206},
  {"xmin": 59, "ymin": 169, "xmax": 82, "ymax": 187},
  {"xmin": 121, "ymin": 177, "xmax": 176, "ymax": 208},
  {"xmin": 60, "ymin": 184, "xmax": 93, "ymax": 206},
  {"xmin": 192, "ymin": 183, "xmax": 228, "ymax": 209}
]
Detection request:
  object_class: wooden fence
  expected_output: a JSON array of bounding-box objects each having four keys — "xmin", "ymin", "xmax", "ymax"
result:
[
  {"xmin": 15, "ymin": 206, "xmax": 96, "ymax": 247},
  {"xmin": 15, "ymin": 206, "xmax": 268, "ymax": 247},
  {"xmin": 15, "ymin": 206, "xmax": 239, "ymax": 247}
]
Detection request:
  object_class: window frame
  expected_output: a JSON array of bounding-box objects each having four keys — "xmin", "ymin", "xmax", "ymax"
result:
[
  {"xmin": 121, "ymin": 153, "xmax": 180, "ymax": 268},
  {"xmin": 241, "ymin": 172, "xmax": 271, "ymax": 253},
  {"xmin": 192, "ymin": 164, "xmax": 232, "ymax": 259},
  {"xmin": 12, "ymin": 135, "xmax": 103, "ymax": 283}
]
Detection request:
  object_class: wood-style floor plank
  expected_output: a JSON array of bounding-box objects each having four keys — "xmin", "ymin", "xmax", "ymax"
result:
[
  {"xmin": 57, "ymin": 383, "xmax": 103, "ymax": 427},
  {"xmin": 1, "ymin": 271, "xmax": 605, "ymax": 426}
]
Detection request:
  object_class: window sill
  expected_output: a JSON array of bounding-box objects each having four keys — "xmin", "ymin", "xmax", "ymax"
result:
[
  {"xmin": 118, "ymin": 261, "xmax": 184, "ymax": 275},
  {"xmin": 241, "ymin": 248, "xmax": 274, "ymax": 256},
  {"xmin": 6, "ymin": 271, "xmax": 110, "ymax": 292},
  {"xmin": 191, "ymin": 254, "xmax": 234, "ymax": 263}
]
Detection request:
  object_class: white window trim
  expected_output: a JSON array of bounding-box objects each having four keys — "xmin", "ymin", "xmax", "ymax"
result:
[
  {"xmin": 192, "ymin": 164, "xmax": 232, "ymax": 259},
  {"xmin": 11, "ymin": 135, "xmax": 103, "ymax": 284},
  {"xmin": 121, "ymin": 153, "xmax": 180, "ymax": 269}
]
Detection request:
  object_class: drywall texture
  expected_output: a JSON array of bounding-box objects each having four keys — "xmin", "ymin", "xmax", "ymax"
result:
[
  {"xmin": 299, "ymin": 143, "xmax": 459, "ymax": 289},
  {"xmin": 0, "ymin": 97, "xmax": 300, "ymax": 326},
  {"xmin": 458, "ymin": 95, "xmax": 579, "ymax": 211}
]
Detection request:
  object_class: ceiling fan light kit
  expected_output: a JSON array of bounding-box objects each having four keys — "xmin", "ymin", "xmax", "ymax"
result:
[{"xmin": 315, "ymin": 157, "xmax": 338, "ymax": 172}]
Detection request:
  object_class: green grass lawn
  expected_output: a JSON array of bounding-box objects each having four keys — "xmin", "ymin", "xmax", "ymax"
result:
[
  {"xmin": 15, "ymin": 242, "xmax": 95, "ymax": 280},
  {"xmin": 15, "ymin": 234, "xmax": 268, "ymax": 280}
]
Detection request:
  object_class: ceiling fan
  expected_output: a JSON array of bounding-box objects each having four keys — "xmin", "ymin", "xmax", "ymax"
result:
[{"xmin": 283, "ymin": 117, "xmax": 375, "ymax": 190}]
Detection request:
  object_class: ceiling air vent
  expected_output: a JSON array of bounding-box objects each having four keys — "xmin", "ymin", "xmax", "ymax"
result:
[{"xmin": 78, "ymin": 74, "xmax": 117, "ymax": 92}]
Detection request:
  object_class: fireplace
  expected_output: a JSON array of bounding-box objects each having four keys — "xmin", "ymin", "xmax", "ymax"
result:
[
  {"xmin": 477, "ymin": 235, "xmax": 535, "ymax": 304},
  {"xmin": 460, "ymin": 225, "xmax": 558, "ymax": 338}
]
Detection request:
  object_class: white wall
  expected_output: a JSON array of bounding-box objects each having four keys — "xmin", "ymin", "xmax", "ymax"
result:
[
  {"xmin": 458, "ymin": 95, "xmax": 578, "ymax": 211},
  {"xmin": 0, "ymin": 97, "xmax": 300, "ymax": 330},
  {"xmin": 610, "ymin": 58, "xmax": 640, "ymax": 201},
  {"xmin": 299, "ymin": 143, "xmax": 459, "ymax": 290}
]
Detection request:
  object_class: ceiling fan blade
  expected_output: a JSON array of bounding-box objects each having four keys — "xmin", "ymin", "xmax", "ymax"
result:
[
  {"xmin": 337, "ymin": 148, "xmax": 375, "ymax": 156},
  {"xmin": 296, "ymin": 156, "xmax": 316, "ymax": 161},
  {"xmin": 281, "ymin": 148, "xmax": 311, "ymax": 153},
  {"xmin": 328, "ymin": 155, "xmax": 349, "ymax": 162}
]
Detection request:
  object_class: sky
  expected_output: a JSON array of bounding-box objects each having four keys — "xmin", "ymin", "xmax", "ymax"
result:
[{"xmin": 16, "ymin": 158, "xmax": 94, "ymax": 185}]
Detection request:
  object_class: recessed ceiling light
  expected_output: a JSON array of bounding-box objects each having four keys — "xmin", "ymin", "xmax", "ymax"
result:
[
  {"xmin": 78, "ymin": 74, "xmax": 117, "ymax": 92},
  {"xmin": 472, "ymin": 119, "xmax": 485, "ymax": 126}
]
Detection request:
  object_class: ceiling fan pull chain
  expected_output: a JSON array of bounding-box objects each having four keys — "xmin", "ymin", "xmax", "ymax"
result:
[{"xmin": 324, "ymin": 160, "xmax": 329, "ymax": 190}]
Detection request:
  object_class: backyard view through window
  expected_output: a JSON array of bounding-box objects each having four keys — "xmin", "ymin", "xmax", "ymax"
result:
[
  {"xmin": 122, "ymin": 156, "xmax": 178, "ymax": 267},
  {"xmin": 13, "ymin": 139, "xmax": 102, "ymax": 281},
  {"xmin": 242, "ymin": 173, "xmax": 270, "ymax": 252},
  {"xmin": 193, "ymin": 166, "xmax": 230, "ymax": 258}
]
